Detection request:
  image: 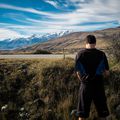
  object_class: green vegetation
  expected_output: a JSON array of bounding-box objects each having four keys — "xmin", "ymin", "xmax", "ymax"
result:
[
  {"xmin": 0, "ymin": 57, "xmax": 120, "ymax": 120},
  {"xmin": 33, "ymin": 49, "xmax": 52, "ymax": 54}
]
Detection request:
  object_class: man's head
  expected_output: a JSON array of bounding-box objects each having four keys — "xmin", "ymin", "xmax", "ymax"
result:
[{"xmin": 85, "ymin": 35, "xmax": 96, "ymax": 48}]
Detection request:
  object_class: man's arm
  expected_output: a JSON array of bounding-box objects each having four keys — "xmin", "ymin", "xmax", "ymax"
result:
[
  {"xmin": 75, "ymin": 52, "xmax": 81, "ymax": 81},
  {"xmin": 103, "ymin": 53, "xmax": 110, "ymax": 78},
  {"xmin": 75, "ymin": 51, "xmax": 85, "ymax": 81}
]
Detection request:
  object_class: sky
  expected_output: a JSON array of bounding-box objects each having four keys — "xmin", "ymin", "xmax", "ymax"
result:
[{"xmin": 0, "ymin": 0, "xmax": 120, "ymax": 40}]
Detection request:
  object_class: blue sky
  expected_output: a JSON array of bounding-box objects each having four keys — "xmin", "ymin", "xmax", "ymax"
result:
[{"xmin": 0, "ymin": 0, "xmax": 120, "ymax": 40}]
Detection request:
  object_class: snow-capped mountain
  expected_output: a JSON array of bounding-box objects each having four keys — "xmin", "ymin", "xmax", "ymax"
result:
[{"xmin": 0, "ymin": 31, "xmax": 71, "ymax": 50}]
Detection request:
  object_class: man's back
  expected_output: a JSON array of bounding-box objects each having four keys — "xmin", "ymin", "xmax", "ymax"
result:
[{"xmin": 75, "ymin": 48, "xmax": 109, "ymax": 77}]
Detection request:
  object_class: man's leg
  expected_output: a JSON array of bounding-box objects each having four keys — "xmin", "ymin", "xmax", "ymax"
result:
[
  {"xmin": 93, "ymin": 82, "xmax": 109, "ymax": 120},
  {"xmin": 78, "ymin": 117, "xmax": 85, "ymax": 120},
  {"xmin": 77, "ymin": 84, "xmax": 92, "ymax": 119}
]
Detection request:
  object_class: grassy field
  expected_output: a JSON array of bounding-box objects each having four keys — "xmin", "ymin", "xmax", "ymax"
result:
[{"xmin": 0, "ymin": 57, "xmax": 120, "ymax": 120}]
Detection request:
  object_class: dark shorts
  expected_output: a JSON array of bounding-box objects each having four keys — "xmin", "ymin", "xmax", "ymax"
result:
[{"xmin": 76, "ymin": 79, "xmax": 109, "ymax": 118}]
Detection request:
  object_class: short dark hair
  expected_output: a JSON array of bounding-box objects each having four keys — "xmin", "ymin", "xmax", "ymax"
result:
[{"xmin": 86, "ymin": 35, "xmax": 96, "ymax": 44}]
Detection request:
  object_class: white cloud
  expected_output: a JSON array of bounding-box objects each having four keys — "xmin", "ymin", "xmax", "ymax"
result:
[
  {"xmin": 1, "ymin": 1, "xmax": 120, "ymax": 22},
  {"xmin": 69, "ymin": 0, "xmax": 85, "ymax": 4},
  {"xmin": 45, "ymin": 0, "xmax": 59, "ymax": 8},
  {"xmin": 0, "ymin": 28, "xmax": 26, "ymax": 40},
  {"xmin": 44, "ymin": 0, "xmax": 72, "ymax": 11},
  {"xmin": 0, "ymin": 0, "xmax": 120, "ymax": 40},
  {"xmin": 0, "ymin": 4, "xmax": 57, "ymax": 17},
  {"xmin": 0, "ymin": 18, "xmax": 118, "ymax": 39}
]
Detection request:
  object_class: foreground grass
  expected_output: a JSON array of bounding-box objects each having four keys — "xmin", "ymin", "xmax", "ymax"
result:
[{"xmin": 0, "ymin": 58, "xmax": 120, "ymax": 120}]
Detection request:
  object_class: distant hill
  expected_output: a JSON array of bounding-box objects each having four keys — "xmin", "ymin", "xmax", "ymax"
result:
[
  {"xmin": 15, "ymin": 27, "xmax": 120, "ymax": 54},
  {"xmin": 0, "ymin": 31, "xmax": 71, "ymax": 50}
]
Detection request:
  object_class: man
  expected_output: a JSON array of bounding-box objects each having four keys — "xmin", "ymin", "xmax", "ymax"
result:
[{"xmin": 75, "ymin": 35, "xmax": 110, "ymax": 120}]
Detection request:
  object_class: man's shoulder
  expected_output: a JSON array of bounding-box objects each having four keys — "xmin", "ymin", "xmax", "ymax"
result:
[
  {"xmin": 76, "ymin": 49, "xmax": 86, "ymax": 56},
  {"xmin": 77, "ymin": 48, "xmax": 86, "ymax": 54},
  {"xmin": 77, "ymin": 48, "xmax": 104, "ymax": 53},
  {"xmin": 76, "ymin": 48, "xmax": 105, "ymax": 57},
  {"xmin": 75, "ymin": 49, "xmax": 86, "ymax": 59},
  {"xmin": 95, "ymin": 49, "xmax": 105, "ymax": 54}
]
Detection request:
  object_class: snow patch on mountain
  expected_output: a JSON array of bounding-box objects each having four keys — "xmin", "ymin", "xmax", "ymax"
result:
[{"xmin": 0, "ymin": 31, "xmax": 71, "ymax": 50}]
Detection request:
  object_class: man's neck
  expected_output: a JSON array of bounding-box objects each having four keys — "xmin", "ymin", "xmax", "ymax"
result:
[{"xmin": 86, "ymin": 44, "xmax": 96, "ymax": 49}]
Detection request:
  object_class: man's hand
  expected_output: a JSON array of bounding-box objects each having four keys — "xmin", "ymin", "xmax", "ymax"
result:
[
  {"xmin": 103, "ymin": 70, "xmax": 110, "ymax": 78},
  {"xmin": 76, "ymin": 71, "xmax": 81, "ymax": 81}
]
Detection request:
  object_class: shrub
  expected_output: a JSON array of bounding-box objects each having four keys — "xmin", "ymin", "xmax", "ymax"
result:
[
  {"xmin": 33, "ymin": 49, "xmax": 52, "ymax": 54},
  {"xmin": 108, "ymin": 33, "xmax": 120, "ymax": 62}
]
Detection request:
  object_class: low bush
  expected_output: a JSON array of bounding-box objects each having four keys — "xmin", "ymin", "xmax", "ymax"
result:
[{"xmin": 33, "ymin": 49, "xmax": 52, "ymax": 54}]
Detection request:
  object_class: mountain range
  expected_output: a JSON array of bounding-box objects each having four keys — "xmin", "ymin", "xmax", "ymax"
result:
[
  {"xmin": 0, "ymin": 31, "xmax": 71, "ymax": 50},
  {"xmin": 16, "ymin": 26, "xmax": 120, "ymax": 53},
  {"xmin": 0, "ymin": 27, "xmax": 120, "ymax": 54}
]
